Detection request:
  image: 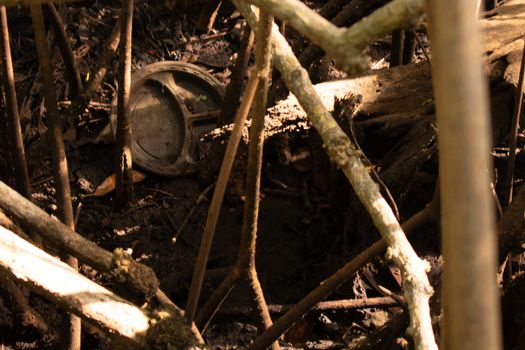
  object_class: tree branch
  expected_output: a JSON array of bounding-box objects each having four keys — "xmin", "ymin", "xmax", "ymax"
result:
[
  {"xmin": 231, "ymin": 3, "xmax": 436, "ymax": 350},
  {"xmin": 244, "ymin": 0, "xmax": 424, "ymax": 72}
]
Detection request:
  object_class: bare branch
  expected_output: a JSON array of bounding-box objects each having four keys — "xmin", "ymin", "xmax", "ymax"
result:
[
  {"xmin": 244, "ymin": 0, "xmax": 424, "ymax": 72},
  {"xmin": 231, "ymin": 3, "xmax": 437, "ymax": 350}
]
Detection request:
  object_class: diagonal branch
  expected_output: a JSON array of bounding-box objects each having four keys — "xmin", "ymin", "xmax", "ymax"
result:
[{"xmin": 232, "ymin": 2, "xmax": 437, "ymax": 350}]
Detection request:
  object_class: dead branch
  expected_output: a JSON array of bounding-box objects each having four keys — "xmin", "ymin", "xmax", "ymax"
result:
[
  {"xmin": 217, "ymin": 297, "xmax": 401, "ymax": 317},
  {"xmin": 64, "ymin": 15, "xmax": 121, "ymax": 131},
  {"xmin": 232, "ymin": 3, "xmax": 436, "ymax": 349},
  {"xmin": 244, "ymin": 0, "xmax": 424, "ymax": 73},
  {"xmin": 0, "ymin": 268, "xmax": 49, "ymax": 334},
  {"xmin": 0, "ymin": 180, "xmax": 205, "ymax": 344},
  {"xmin": 203, "ymin": 25, "xmax": 254, "ymax": 180},
  {"xmin": 504, "ymin": 37, "xmax": 525, "ymax": 205},
  {"xmin": 237, "ymin": 10, "xmax": 278, "ymax": 349},
  {"xmin": 197, "ymin": 0, "xmax": 222, "ymax": 33},
  {"xmin": 297, "ymin": 0, "xmax": 387, "ymax": 72},
  {"xmin": 185, "ymin": 27, "xmax": 265, "ymax": 324},
  {"xmin": 0, "ymin": 181, "xmax": 159, "ymax": 304},
  {"xmin": 0, "ymin": 225, "xmax": 201, "ymax": 349},
  {"xmin": 192, "ymin": 13, "xmax": 277, "ymax": 337}
]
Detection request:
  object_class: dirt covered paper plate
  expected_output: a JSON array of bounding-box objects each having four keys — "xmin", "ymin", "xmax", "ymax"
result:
[{"xmin": 110, "ymin": 61, "xmax": 224, "ymax": 176}]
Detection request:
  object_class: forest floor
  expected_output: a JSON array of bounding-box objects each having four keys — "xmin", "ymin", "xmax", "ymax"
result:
[{"xmin": 1, "ymin": 1, "xmax": 525, "ymax": 349}]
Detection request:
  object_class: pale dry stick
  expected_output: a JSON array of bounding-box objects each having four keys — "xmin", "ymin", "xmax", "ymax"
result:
[
  {"xmin": 427, "ymin": 0, "xmax": 502, "ymax": 349},
  {"xmin": 232, "ymin": 3, "xmax": 437, "ymax": 350},
  {"xmin": 244, "ymin": 0, "xmax": 425, "ymax": 73},
  {"xmin": 0, "ymin": 180, "xmax": 158, "ymax": 304},
  {"xmin": 503, "ymin": 36, "xmax": 525, "ymax": 206},
  {"xmin": 185, "ymin": 53, "xmax": 263, "ymax": 324},
  {"xmin": 0, "ymin": 225, "xmax": 202, "ymax": 349},
  {"xmin": 30, "ymin": 5, "xmax": 80, "ymax": 349},
  {"xmin": 0, "ymin": 181, "xmax": 205, "ymax": 344}
]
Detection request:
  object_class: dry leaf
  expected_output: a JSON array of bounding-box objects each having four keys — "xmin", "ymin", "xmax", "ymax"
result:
[{"xmin": 81, "ymin": 170, "xmax": 146, "ymax": 198}]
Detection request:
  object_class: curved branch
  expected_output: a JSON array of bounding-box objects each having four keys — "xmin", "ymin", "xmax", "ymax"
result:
[{"xmin": 244, "ymin": 0, "xmax": 424, "ymax": 72}]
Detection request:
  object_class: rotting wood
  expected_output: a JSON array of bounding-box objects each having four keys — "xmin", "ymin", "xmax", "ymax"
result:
[
  {"xmin": 0, "ymin": 225, "xmax": 202, "ymax": 349},
  {"xmin": 0, "ymin": 180, "xmax": 159, "ymax": 304},
  {"xmin": 208, "ymin": 0, "xmax": 525, "ymax": 148}
]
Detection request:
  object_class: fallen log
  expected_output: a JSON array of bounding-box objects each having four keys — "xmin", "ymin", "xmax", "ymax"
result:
[
  {"xmin": 0, "ymin": 225, "xmax": 201, "ymax": 349},
  {"xmin": 0, "ymin": 180, "xmax": 158, "ymax": 304},
  {"xmin": 0, "ymin": 180, "xmax": 205, "ymax": 344}
]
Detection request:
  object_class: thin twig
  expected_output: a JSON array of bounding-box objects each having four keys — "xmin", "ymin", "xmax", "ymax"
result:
[
  {"xmin": 239, "ymin": 11, "xmax": 279, "ymax": 350},
  {"xmin": 46, "ymin": 3, "xmax": 82, "ymax": 98},
  {"xmin": 185, "ymin": 35, "xmax": 264, "ymax": 324},
  {"xmin": 171, "ymin": 182, "xmax": 215, "ymax": 244},
  {"xmin": 0, "ymin": 6, "xmax": 31, "ymax": 198},
  {"xmin": 504, "ymin": 37, "xmax": 525, "ymax": 206},
  {"xmin": 192, "ymin": 14, "xmax": 276, "ymax": 340},
  {"xmin": 114, "ymin": 0, "xmax": 134, "ymax": 206},
  {"xmin": 217, "ymin": 297, "xmax": 401, "ymax": 317}
]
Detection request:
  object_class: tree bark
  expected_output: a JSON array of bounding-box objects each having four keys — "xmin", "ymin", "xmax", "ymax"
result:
[
  {"xmin": 0, "ymin": 225, "xmax": 201, "ymax": 349},
  {"xmin": 427, "ymin": 0, "xmax": 503, "ymax": 349}
]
